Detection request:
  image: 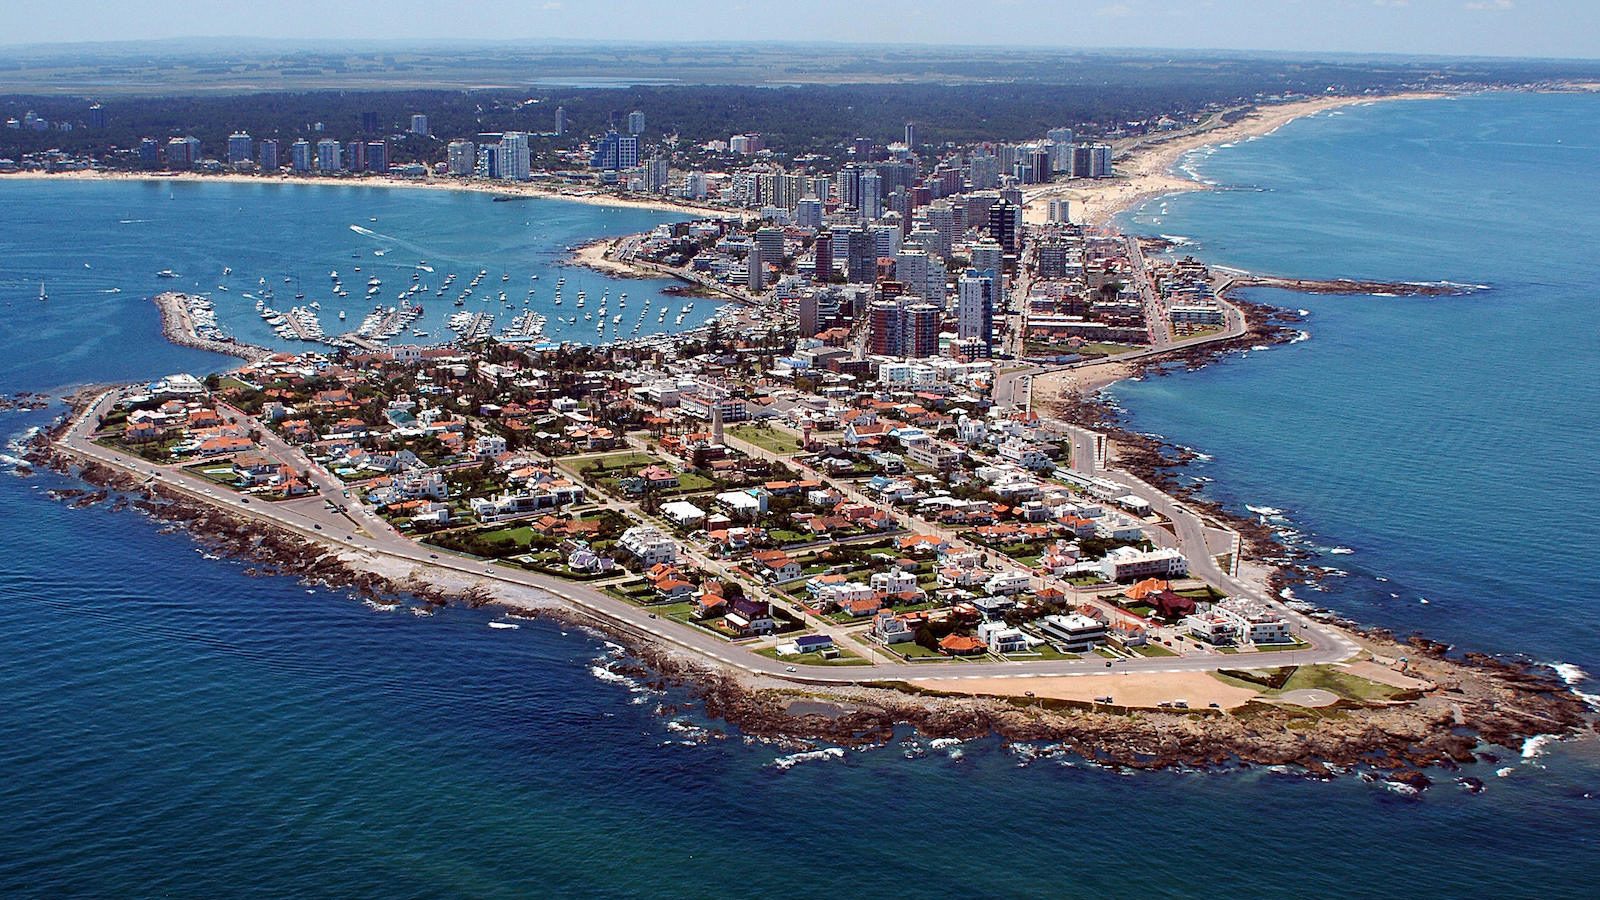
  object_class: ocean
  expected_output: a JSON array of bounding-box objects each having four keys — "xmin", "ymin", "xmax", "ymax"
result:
[
  {"xmin": 2, "ymin": 94, "xmax": 1598, "ymax": 897},
  {"xmin": 0, "ymin": 179, "xmax": 704, "ymax": 393}
]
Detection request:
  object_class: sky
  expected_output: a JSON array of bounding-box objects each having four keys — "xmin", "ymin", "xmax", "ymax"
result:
[{"xmin": 7, "ymin": 0, "xmax": 1598, "ymax": 60}]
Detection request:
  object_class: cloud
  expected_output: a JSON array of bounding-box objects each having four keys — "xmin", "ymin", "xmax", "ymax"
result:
[
  {"xmin": 1096, "ymin": 2, "xmax": 1133, "ymax": 17},
  {"xmin": 1372, "ymin": 0, "xmax": 1409, "ymax": 7},
  {"xmin": 541, "ymin": 1, "xmax": 562, "ymax": 9},
  {"xmin": 1464, "ymin": 0, "xmax": 1513, "ymax": 9}
]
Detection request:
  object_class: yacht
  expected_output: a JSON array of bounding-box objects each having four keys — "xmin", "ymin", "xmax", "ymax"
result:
[
  {"xmin": 156, "ymin": 269, "xmax": 178, "ymax": 279},
  {"xmin": 38, "ymin": 280, "xmax": 47, "ymax": 301}
]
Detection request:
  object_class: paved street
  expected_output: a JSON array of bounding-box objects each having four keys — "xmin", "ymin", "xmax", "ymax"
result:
[{"xmin": 60, "ymin": 386, "xmax": 1357, "ymax": 685}]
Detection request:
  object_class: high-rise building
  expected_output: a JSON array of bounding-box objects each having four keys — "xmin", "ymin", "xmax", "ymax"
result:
[
  {"xmin": 988, "ymin": 199, "xmax": 1020, "ymax": 256},
  {"xmin": 137, "ymin": 137, "xmax": 159, "ymax": 167},
  {"xmin": 904, "ymin": 303, "xmax": 941, "ymax": 358},
  {"xmin": 627, "ymin": 110, "xmax": 645, "ymax": 135},
  {"xmin": 797, "ymin": 292, "xmax": 820, "ymax": 338},
  {"xmin": 837, "ymin": 163, "xmax": 863, "ymax": 210},
  {"xmin": 227, "ymin": 132, "xmax": 253, "ymax": 165},
  {"xmin": 903, "ymin": 121, "xmax": 917, "ymax": 149},
  {"xmin": 360, "ymin": 111, "xmax": 379, "ymax": 133},
  {"xmin": 957, "ymin": 269, "xmax": 997, "ymax": 356},
  {"xmin": 1047, "ymin": 127, "xmax": 1075, "ymax": 173},
  {"xmin": 971, "ymin": 237, "xmax": 1004, "ymax": 275},
  {"xmin": 447, "ymin": 140, "xmax": 476, "ymax": 176},
  {"xmin": 925, "ymin": 201, "xmax": 955, "ymax": 258},
  {"xmin": 859, "ymin": 170, "xmax": 883, "ymax": 222},
  {"xmin": 410, "ymin": 114, "xmax": 429, "ymax": 136},
  {"xmin": 868, "ymin": 298, "xmax": 903, "ymax": 356},
  {"xmin": 754, "ymin": 226, "xmax": 785, "ymax": 265},
  {"xmin": 812, "ymin": 229, "xmax": 834, "ymax": 282},
  {"xmin": 795, "ymin": 196, "xmax": 824, "ymax": 229},
  {"xmin": 747, "ymin": 243, "xmax": 765, "ymax": 293},
  {"xmin": 555, "ymin": 106, "xmax": 568, "ymax": 136},
  {"xmin": 87, "ymin": 103, "xmax": 106, "ymax": 129},
  {"xmin": 1071, "ymin": 142, "xmax": 1113, "ymax": 178},
  {"xmin": 845, "ymin": 229, "xmax": 876, "ymax": 284},
  {"xmin": 290, "ymin": 139, "xmax": 312, "ymax": 172},
  {"xmin": 165, "ymin": 136, "xmax": 200, "ymax": 167},
  {"xmin": 366, "ymin": 140, "xmax": 388, "ymax": 173},
  {"xmin": 345, "ymin": 141, "xmax": 366, "ymax": 172},
  {"xmin": 258, "ymin": 139, "xmax": 280, "ymax": 171},
  {"xmin": 589, "ymin": 131, "xmax": 637, "ymax": 170},
  {"xmin": 500, "ymin": 132, "xmax": 531, "ymax": 180},
  {"xmin": 316, "ymin": 139, "xmax": 342, "ymax": 172},
  {"xmin": 969, "ymin": 153, "xmax": 1000, "ymax": 190},
  {"xmin": 644, "ymin": 156, "xmax": 669, "ymax": 193}
]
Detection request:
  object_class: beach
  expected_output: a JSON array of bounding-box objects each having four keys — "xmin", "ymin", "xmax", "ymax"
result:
[
  {"xmin": 3, "ymin": 167, "xmax": 735, "ymax": 219},
  {"xmin": 1022, "ymin": 92, "xmax": 1448, "ymax": 227}
]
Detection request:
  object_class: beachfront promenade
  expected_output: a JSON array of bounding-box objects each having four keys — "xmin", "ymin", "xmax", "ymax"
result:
[{"xmin": 57, "ymin": 387, "xmax": 1359, "ymax": 686}]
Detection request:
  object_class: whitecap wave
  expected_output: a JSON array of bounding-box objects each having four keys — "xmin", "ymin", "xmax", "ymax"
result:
[
  {"xmin": 770, "ymin": 747, "xmax": 845, "ymax": 770},
  {"xmin": 1521, "ymin": 734, "xmax": 1558, "ymax": 762},
  {"xmin": 1288, "ymin": 330, "xmax": 1311, "ymax": 344}
]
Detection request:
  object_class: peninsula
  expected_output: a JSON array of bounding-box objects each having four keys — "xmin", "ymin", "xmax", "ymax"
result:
[{"xmin": 23, "ymin": 83, "xmax": 1596, "ymax": 788}]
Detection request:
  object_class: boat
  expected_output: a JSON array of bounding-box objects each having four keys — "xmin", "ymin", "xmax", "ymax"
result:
[
  {"xmin": 156, "ymin": 269, "xmax": 178, "ymax": 279},
  {"xmin": 338, "ymin": 310, "xmax": 347, "ymax": 320},
  {"xmin": 38, "ymin": 280, "xmax": 47, "ymax": 301},
  {"xmin": 222, "ymin": 266, "xmax": 232, "ymax": 276}
]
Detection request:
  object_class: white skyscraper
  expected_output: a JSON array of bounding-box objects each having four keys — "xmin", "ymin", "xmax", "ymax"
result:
[
  {"xmin": 316, "ymin": 138, "xmax": 341, "ymax": 172},
  {"xmin": 627, "ymin": 110, "xmax": 645, "ymax": 135},
  {"xmin": 410, "ymin": 114, "xmax": 430, "ymax": 136},
  {"xmin": 499, "ymin": 132, "xmax": 531, "ymax": 181},
  {"xmin": 957, "ymin": 268, "xmax": 997, "ymax": 354}
]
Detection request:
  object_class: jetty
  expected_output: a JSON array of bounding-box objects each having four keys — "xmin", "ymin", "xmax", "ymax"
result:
[{"xmin": 153, "ymin": 292, "xmax": 272, "ymax": 361}]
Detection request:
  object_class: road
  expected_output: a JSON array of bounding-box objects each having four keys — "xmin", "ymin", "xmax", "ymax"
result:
[{"xmin": 58, "ymin": 390, "xmax": 1358, "ymax": 684}]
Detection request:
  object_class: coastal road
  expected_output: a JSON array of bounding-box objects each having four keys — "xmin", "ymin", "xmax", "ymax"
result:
[{"xmin": 59, "ymin": 390, "xmax": 1358, "ymax": 685}]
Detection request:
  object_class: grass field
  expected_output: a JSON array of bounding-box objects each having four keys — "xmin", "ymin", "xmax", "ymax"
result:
[{"xmin": 729, "ymin": 425, "xmax": 804, "ymax": 455}]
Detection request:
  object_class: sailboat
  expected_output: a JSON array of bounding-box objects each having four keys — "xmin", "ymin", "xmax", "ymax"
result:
[{"xmin": 39, "ymin": 280, "xmax": 48, "ymax": 301}]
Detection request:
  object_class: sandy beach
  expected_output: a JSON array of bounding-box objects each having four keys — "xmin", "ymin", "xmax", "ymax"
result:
[
  {"xmin": 1022, "ymin": 91, "xmax": 1448, "ymax": 227},
  {"xmin": 3, "ymin": 167, "xmax": 736, "ymax": 219}
]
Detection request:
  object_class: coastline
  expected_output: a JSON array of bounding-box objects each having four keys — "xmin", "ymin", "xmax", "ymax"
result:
[
  {"xmin": 2, "ymin": 167, "xmax": 736, "ymax": 220},
  {"xmin": 1022, "ymin": 91, "xmax": 1449, "ymax": 227},
  {"xmin": 26, "ymin": 385, "xmax": 1594, "ymax": 787}
]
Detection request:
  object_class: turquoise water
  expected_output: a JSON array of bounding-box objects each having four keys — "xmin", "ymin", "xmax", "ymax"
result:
[
  {"xmin": 2, "ymin": 98, "xmax": 1599, "ymax": 897},
  {"xmin": 0, "ymin": 179, "xmax": 701, "ymax": 392}
]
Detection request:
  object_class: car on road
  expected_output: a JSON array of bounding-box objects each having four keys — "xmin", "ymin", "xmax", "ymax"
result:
[
  {"xmin": 785, "ymin": 666, "xmax": 796, "ymax": 673},
  {"xmin": 428, "ymin": 553, "xmax": 438, "ymax": 559},
  {"xmin": 313, "ymin": 524, "xmax": 321, "ymax": 530}
]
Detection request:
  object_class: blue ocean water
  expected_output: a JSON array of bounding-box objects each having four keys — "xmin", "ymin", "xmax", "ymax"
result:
[
  {"xmin": 1, "ymin": 99, "xmax": 1598, "ymax": 897},
  {"xmin": 0, "ymin": 179, "xmax": 702, "ymax": 393},
  {"xmin": 1119, "ymin": 92, "xmax": 1600, "ymax": 671}
]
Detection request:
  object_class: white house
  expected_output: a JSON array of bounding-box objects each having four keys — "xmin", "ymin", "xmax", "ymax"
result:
[
  {"xmin": 618, "ymin": 525, "xmax": 679, "ymax": 567},
  {"xmin": 984, "ymin": 571, "xmax": 1033, "ymax": 596},
  {"xmin": 1038, "ymin": 613, "xmax": 1108, "ymax": 652},
  {"xmin": 661, "ymin": 500, "xmax": 707, "ymax": 529}
]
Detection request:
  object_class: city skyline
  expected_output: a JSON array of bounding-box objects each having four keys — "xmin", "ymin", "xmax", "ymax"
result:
[{"xmin": 3, "ymin": 0, "xmax": 1598, "ymax": 60}]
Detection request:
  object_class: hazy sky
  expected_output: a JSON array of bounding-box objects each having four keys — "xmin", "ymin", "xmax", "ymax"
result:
[{"xmin": 9, "ymin": 0, "xmax": 1598, "ymax": 59}]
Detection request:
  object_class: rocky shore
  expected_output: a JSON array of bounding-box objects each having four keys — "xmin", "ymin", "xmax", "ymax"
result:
[{"xmin": 25, "ymin": 397, "xmax": 1594, "ymax": 790}]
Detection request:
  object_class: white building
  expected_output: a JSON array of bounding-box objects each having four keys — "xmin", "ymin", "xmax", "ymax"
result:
[
  {"xmin": 1038, "ymin": 614, "xmax": 1108, "ymax": 652},
  {"xmin": 1099, "ymin": 546, "xmax": 1189, "ymax": 582},
  {"xmin": 618, "ymin": 525, "xmax": 679, "ymax": 567}
]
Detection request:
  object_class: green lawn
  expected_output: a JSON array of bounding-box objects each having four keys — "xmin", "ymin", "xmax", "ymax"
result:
[
  {"xmin": 753, "ymin": 645, "xmax": 871, "ymax": 666},
  {"xmin": 1131, "ymin": 642, "xmax": 1178, "ymax": 658},
  {"xmin": 1212, "ymin": 665, "xmax": 1404, "ymax": 702},
  {"xmin": 1250, "ymin": 638, "xmax": 1312, "ymax": 653},
  {"xmin": 1003, "ymin": 645, "xmax": 1080, "ymax": 662},
  {"xmin": 730, "ymin": 425, "xmax": 804, "ymax": 455}
]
